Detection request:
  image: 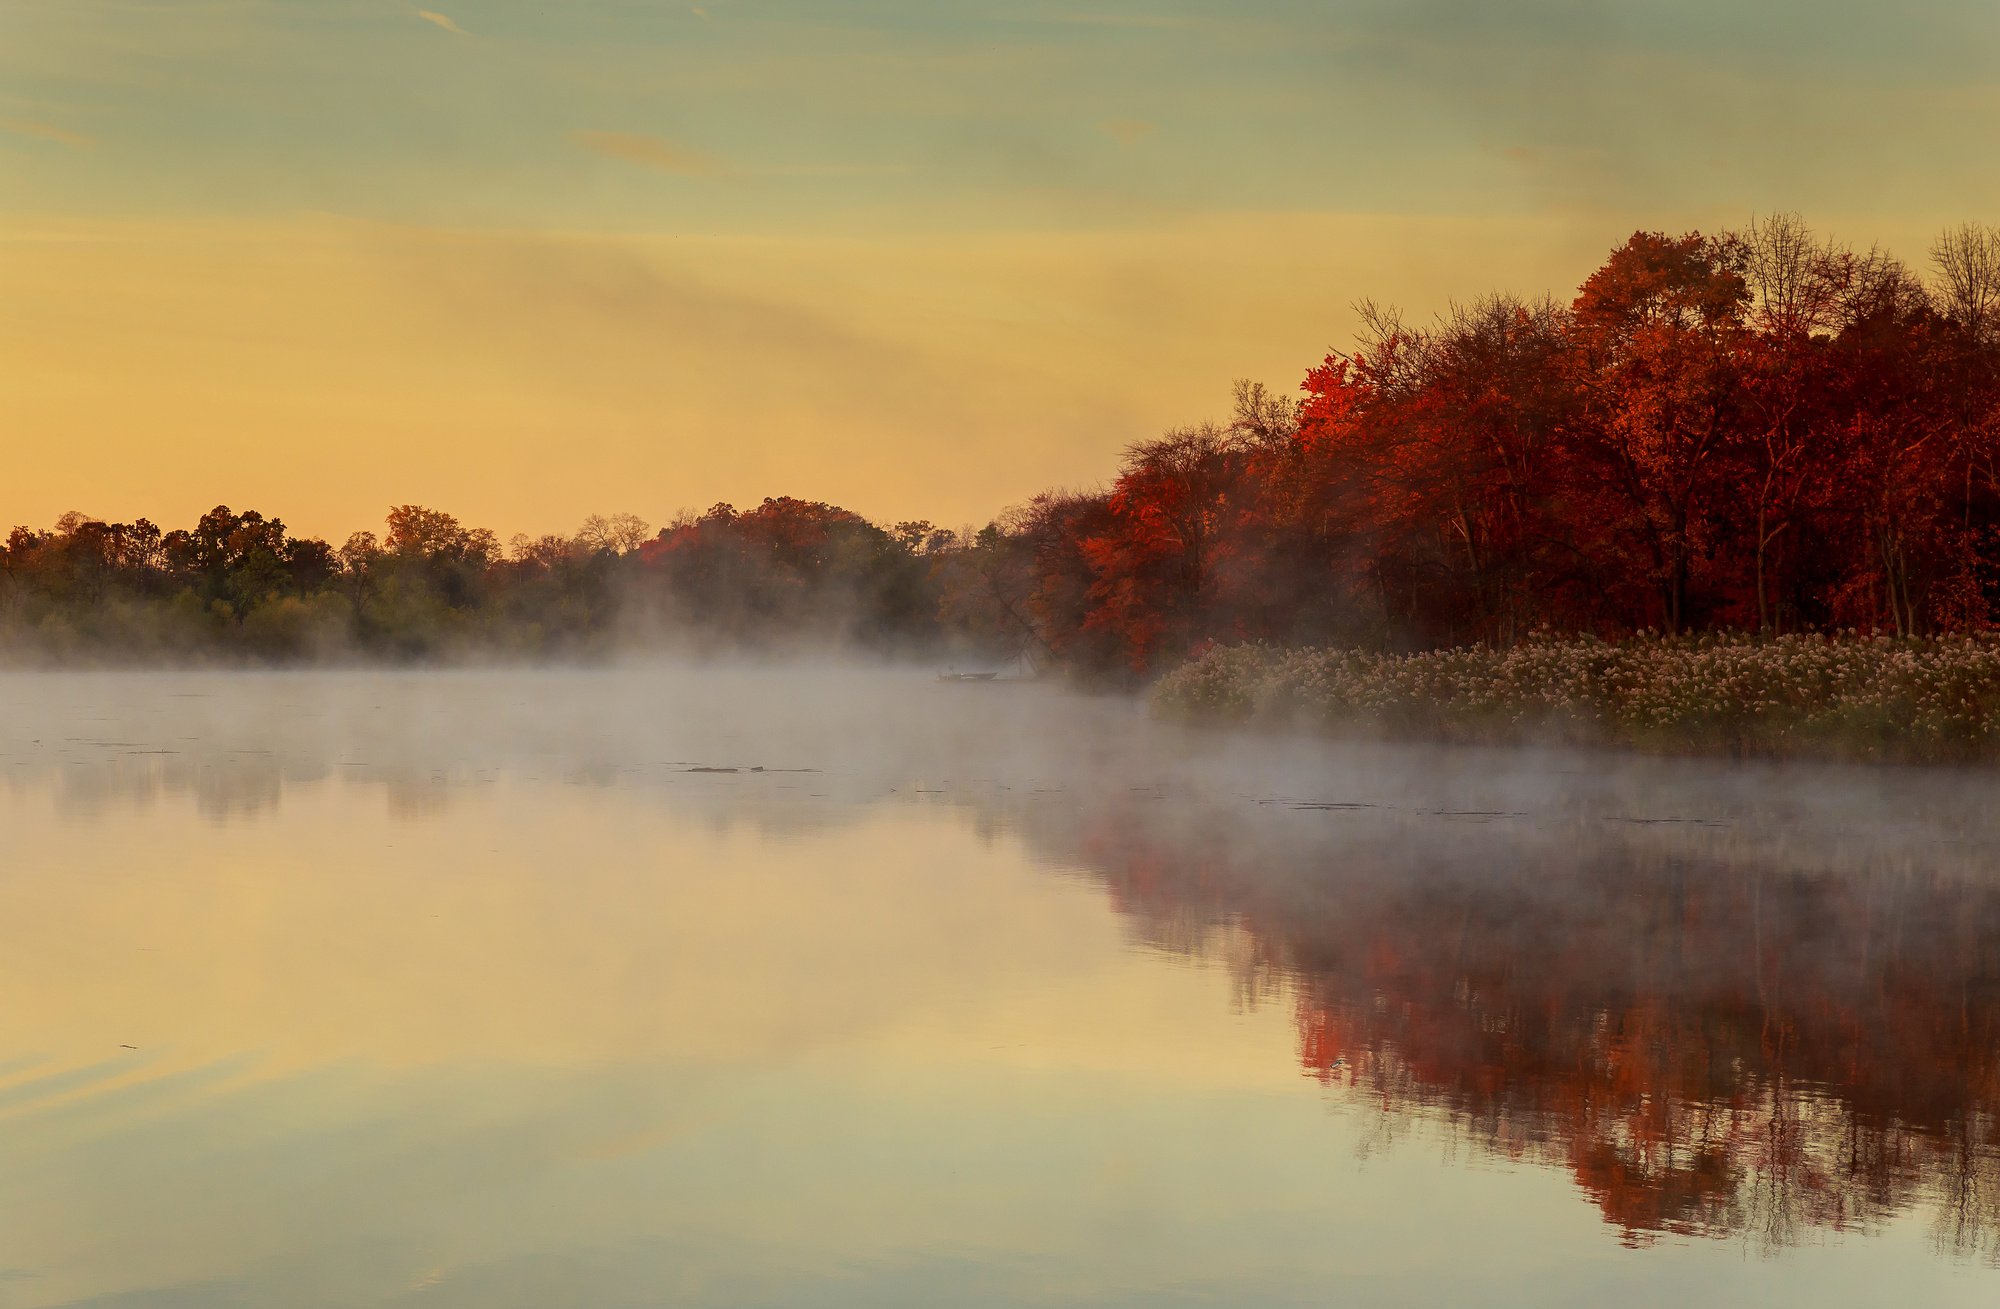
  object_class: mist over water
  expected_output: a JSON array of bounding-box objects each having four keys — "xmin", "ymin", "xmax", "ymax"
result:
[{"xmin": 2, "ymin": 666, "xmax": 1997, "ymax": 1306}]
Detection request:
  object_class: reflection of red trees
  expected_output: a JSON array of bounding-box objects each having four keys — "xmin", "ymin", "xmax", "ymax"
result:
[{"xmin": 1057, "ymin": 799, "xmax": 2000, "ymax": 1255}]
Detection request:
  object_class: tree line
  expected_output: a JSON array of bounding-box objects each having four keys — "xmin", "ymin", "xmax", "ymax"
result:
[
  {"xmin": 7, "ymin": 214, "xmax": 2000, "ymax": 671},
  {"xmin": 993, "ymin": 214, "xmax": 2000, "ymax": 671},
  {"xmin": 0, "ymin": 500, "xmax": 949, "ymax": 662}
]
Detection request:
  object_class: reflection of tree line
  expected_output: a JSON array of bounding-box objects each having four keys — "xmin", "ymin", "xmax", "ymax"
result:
[
  {"xmin": 14, "ymin": 729, "xmax": 901, "ymax": 833},
  {"xmin": 1040, "ymin": 800, "xmax": 2000, "ymax": 1259},
  {"xmin": 16, "ymin": 689, "xmax": 2000, "ymax": 1258}
]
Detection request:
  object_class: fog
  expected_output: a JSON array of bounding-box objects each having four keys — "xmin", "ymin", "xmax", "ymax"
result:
[{"xmin": 6, "ymin": 661, "xmax": 1997, "ymax": 868}]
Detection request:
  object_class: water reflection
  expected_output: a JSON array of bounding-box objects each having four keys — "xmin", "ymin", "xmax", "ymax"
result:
[
  {"xmin": 3, "ymin": 668, "xmax": 1999, "ymax": 1304},
  {"xmin": 1022, "ymin": 795, "xmax": 2000, "ymax": 1259}
]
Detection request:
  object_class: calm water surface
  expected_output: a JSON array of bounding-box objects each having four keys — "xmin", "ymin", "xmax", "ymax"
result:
[{"xmin": 1, "ymin": 667, "xmax": 1997, "ymax": 1307}]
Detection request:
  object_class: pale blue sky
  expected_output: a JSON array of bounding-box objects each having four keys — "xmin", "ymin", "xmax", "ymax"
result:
[{"xmin": 10, "ymin": 0, "xmax": 1997, "ymax": 230}]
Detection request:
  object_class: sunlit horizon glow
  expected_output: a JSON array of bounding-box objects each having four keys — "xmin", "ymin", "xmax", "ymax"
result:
[{"xmin": 4, "ymin": 0, "xmax": 1998, "ymax": 542}]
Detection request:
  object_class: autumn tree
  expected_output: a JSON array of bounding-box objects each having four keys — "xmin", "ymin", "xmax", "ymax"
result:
[
  {"xmin": 1737, "ymin": 213, "xmax": 1850, "ymax": 629},
  {"xmin": 1079, "ymin": 424, "xmax": 1248, "ymax": 671},
  {"xmin": 575, "ymin": 513, "xmax": 651, "ymax": 555},
  {"xmin": 1569, "ymin": 231, "xmax": 1751, "ymax": 632}
]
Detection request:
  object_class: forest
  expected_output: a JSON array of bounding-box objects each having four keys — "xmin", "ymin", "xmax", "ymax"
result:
[{"xmin": 6, "ymin": 215, "xmax": 2000, "ymax": 676}]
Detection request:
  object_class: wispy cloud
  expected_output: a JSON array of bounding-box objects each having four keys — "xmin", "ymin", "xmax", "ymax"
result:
[
  {"xmin": 1040, "ymin": 12, "xmax": 1195, "ymax": 28},
  {"xmin": 0, "ymin": 117, "xmax": 93, "ymax": 148},
  {"xmin": 571, "ymin": 130, "xmax": 734, "ymax": 179},
  {"xmin": 758, "ymin": 162, "xmax": 912, "ymax": 178},
  {"xmin": 415, "ymin": 10, "xmax": 467, "ymax": 36},
  {"xmin": 1099, "ymin": 118, "xmax": 1156, "ymax": 146}
]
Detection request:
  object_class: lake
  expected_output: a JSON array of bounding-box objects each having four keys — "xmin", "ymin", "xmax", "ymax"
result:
[{"xmin": 1, "ymin": 667, "xmax": 1996, "ymax": 1307}]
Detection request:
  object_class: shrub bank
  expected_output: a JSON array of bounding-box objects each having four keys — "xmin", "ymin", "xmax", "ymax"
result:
[{"xmin": 1152, "ymin": 635, "xmax": 2000, "ymax": 764}]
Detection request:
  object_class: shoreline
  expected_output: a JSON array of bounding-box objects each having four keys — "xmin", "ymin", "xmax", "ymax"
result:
[{"xmin": 1152, "ymin": 635, "xmax": 2000, "ymax": 767}]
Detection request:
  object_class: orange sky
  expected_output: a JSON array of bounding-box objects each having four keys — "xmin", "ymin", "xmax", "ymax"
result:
[{"xmin": 4, "ymin": 1, "xmax": 1997, "ymax": 542}]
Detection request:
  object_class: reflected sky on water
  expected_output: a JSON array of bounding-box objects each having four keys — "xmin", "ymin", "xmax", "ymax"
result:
[{"xmin": 0, "ymin": 668, "xmax": 1996, "ymax": 1307}]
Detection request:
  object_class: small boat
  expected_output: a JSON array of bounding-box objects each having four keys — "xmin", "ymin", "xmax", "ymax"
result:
[{"xmin": 937, "ymin": 671, "xmax": 1000, "ymax": 682}]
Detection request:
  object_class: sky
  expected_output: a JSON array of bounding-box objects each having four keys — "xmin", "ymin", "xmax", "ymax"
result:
[{"xmin": 4, "ymin": 0, "xmax": 1999, "ymax": 543}]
